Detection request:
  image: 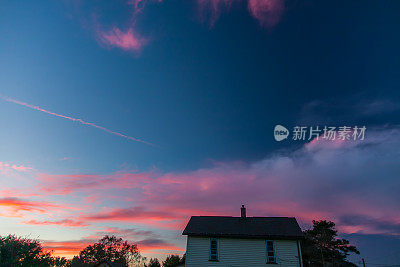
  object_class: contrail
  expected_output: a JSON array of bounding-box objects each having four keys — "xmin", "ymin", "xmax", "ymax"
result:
[{"xmin": 1, "ymin": 95, "xmax": 155, "ymax": 147}]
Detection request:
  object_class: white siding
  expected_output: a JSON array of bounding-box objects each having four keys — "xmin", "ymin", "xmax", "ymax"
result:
[
  {"xmin": 185, "ymin": 236, "xmax": 302, "ymax": 267},
  {"xmin": 275, "ymin": 240, "xmax": 301, "ymax": 267}
]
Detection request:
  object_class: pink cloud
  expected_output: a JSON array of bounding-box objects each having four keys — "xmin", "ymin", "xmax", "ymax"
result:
[
  {"xmin": 96, "ymin": 227, "xmax": 154, "ymax": 238},
  {"xmin": 67, "ymin": 0, "xmax": 286, "ymax": 54},
  {"xmin": 136, "ymin": 239, "xmax": 185, "ymax": 252},
  {"xmin": 247, "ymin": 0, "xmax": 285, "ymax": 27},
  {"xmin": 11, "ymin": 164, "xmax": 32, "ymax": 172},
  {"xmin": 0, "ymin": 197, "xmax": 68, "ymax": 216},
  {"xmin": 2, "ymin": 128, "xmax": 400, "ymax": 259},
  {"xmin": 23, "ymin": 219, "xmax": 88, "ymax": 227},
  {"xmin": 43, "ymin": 240, "xmax": 94, "ymax": 258},
  {"xmin": 67, "ymin": 128, "xmax": 399, "ymax": 236},
  {"xmin": 0, "ymin": 189, "xmax": 39, "ymax": 198},
  {"xmin": 198, "ymin": 0, "xmax": 285, "ymax": 27},
  {"xmin": 37, "ymin": 172, "xmax": 151, "ymax": 195},
  {"xmin": 23, "ymin": 128, "xmax": 400, "ymax": 237},
  {"xmin": 100, "ymin": 27, "xmax": 147, "ymax": 52},
  {"xmin": 0, "ymin": 161, "xmax": 32, "ymax": 175},
  {"xmin": 86, "ymin": 227, "xmax": 184, "ymax": 252},
  {"xmin": 82, "ymin": 206, "xmax": 181, "ymax": 229},
  {"xmin": 197, "ymin": 0, "xmax": 237, "ymax": 26}
]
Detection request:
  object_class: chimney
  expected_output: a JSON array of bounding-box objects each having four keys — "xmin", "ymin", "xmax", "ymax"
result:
[{"xmin": 241, "ymin": 205, "xmax": 246, "ymax": 219}]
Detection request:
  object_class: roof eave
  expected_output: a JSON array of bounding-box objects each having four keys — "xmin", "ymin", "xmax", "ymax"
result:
[{"xmin": 182, "ymin": 233, "xmax": 304, "ymax": 240}]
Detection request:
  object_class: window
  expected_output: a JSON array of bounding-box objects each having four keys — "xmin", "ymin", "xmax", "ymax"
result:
[
  {"xmin": 266, "ymin": 240, "xmax": 276, "ymax": 263},
  {"xmin": 209, "ymin": 238, "xmax": 219, "ymax": 261}
]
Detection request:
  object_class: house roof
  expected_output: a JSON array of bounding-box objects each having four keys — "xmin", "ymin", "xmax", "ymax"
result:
[{"xmin": 182, "ymin": 216, "xmax": 304, "ymax": 239}]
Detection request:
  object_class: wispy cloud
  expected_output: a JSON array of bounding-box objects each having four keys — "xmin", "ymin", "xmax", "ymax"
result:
[
  {"xmin": 298, "ymin": 97, "xmax": 400, "ymax": 124},
  {"xmin": 83, "ymin": 206, "xmax": 180, "ymax": 228},
  {"xmin": 23, "ymin": 219, "xmax": 88, "ymax": 228},
  {"xmin": 42, "ymin": 240, "xmax": 94, "ymax": 257},
  {"xmin": 247, "ymin": 0, "xmax": 285, "ymax": 27},
  {"xmin": 70, "ymin": 0, "xmax": 285, "ymax": 53},
  {"xmin": 59, "ymin": 157, "xmax": 72, "ymax": 161},
  {"xmin": 359, "ymin": 99, "xmax": 400, "ymax": 115},
  {"xmin": 1, "ymin": 95, "xmax": 155, "ymax": 146},
  {"xmin": 136, "ymin": 238, "xmax": 184, "ymax": 252},
  {"xmin": 37, "ymin": 172, "xmax": 150, "ymax": 195},
  {"xmin": 0, "ymin": 161, "xmax": 32, "ymax": 175},
  {"xmin": 94, "ymin": 227, "xmax": 155, "ymax": 239},
  {"xmin": 0, "ymin": 197, "xmax": 67, "ymax": 216},
  {"xmin": 88, "ymin": 227, "xmax": 184, "ymax": 252},
  {"xmin": 99, "ymin": 27, "xmax": 147, "ymax": 52},
  {"xmin": 197, "ymin": 0, "xmax": 236, "ymax": 27},
  {"xmin": 198, "ymin": 0, "xmax": 285, "ymax": 27},
  {"xmin": 74, "ymin": 0, "xmax": 152, "ymax": 53}
]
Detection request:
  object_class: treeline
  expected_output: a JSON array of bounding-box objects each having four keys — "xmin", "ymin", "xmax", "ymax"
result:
[
  {"xmin": 0, "ymin": 220, "xmax": 359, "ymax": 267},
  {"xmin": 147, "ymin": 255, "xmax": 185, "ymax": 267},
  {"xmin": 0, "ymin": 234, "xmax": 183, "ymax": 267}
]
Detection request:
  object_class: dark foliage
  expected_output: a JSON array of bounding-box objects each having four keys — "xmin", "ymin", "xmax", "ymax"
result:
[
  {"xmin": 0, "ymin": 235, "xmax": 67, "ymax": 266},
  {"xmin": 162, "ymin": 254, "xmax": 185, "ymax": 267},
  {"xmin": 302, "ymin": 220, "xmax": 359, "ymax": 267},
  {"xmin": 68, "ymin": 235, "xmax": 144, "ymax": 267},
  {"xmin": 147, "ymin": 258, "xmax": 161, "ymax": 267}
]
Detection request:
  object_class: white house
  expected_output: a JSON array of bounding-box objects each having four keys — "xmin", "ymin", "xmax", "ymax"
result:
[{"xmin": 182, "ymin": 206, "xmax": 304, "ymax": 267}]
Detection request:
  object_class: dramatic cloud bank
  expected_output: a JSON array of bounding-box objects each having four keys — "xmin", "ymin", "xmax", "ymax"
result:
[
  {"xmin": 34, "ymin": 128, "xmax": 400, "ymax": 233},
  {"xmin": 1, "ymin": 127, "xmax": 399, "ymax": 257}
]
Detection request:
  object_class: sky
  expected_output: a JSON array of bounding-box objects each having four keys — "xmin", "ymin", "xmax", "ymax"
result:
[{"xmin": 0, "ymin": 0, "xmax": 400, "ymax": 264}]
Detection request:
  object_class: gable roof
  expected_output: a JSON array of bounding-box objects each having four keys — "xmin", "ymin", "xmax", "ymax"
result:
[{"xmin": 182, "ymin": 216, "xmax": 304, "ymax": 239}]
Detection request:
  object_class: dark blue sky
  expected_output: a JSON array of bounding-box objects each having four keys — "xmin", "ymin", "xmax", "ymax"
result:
[
  {"xmin": 0, "ymin": 0, "xmax": 399, "ymax": 263},
  {"xmin": 1, "ymin": 0, "xmax": 400, "ymax": 170}
]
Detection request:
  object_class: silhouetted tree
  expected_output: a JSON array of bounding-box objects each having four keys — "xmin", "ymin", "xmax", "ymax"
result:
[
  {"xmin": 51, "ymin": 256, "xmax": 69, "ymax": 266},
  {"xmin": 162, "ymin": 254, "xmax": 184, "ymax": 267},
  {"xmin": 0, "ymin": 234, "xmax": 66, "ymax": 266},
  {"xmin": 68, "ymin": 256, "xmax": 86, "ymax": 267},
  {"xmin": 302, "ymin": 220, "xmax": 359, "ymax": 266},
  {"xmin": 69, "ymin": 235, "xmax": 144, "ymax": 266},
  {"xmin": 147, "ymin": 258, "xmax": 161, "ymax": 267}
]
